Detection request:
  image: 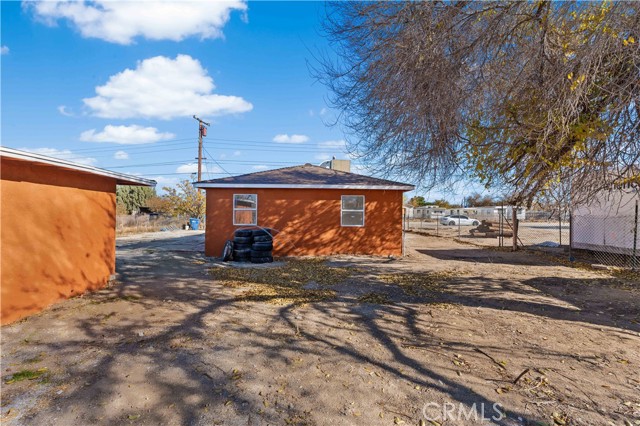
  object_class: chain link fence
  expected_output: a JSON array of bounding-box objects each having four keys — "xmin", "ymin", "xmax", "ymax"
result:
[
  {"xmin": 404, "ymin": 197, "xmax": 639, "ymax": 270},
  {"xmin": 571, "ymin": 207, "xmax": 639, "ymax": 270},
  {"xmin": 507, "ymin": 210, "xmax": 570, "ymax": 250},
  {"xmin": 404, "ymin": 207, "xmax": 569, "ymax": 250}
]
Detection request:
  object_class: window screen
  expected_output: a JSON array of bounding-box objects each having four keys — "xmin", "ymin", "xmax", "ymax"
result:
[{"xmin": 341, "ymin": 195, "xmax": 365, "ymax": 227}]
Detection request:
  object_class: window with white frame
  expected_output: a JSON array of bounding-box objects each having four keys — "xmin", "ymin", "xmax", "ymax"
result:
[
  {"xmin": 341, "ymin": 195, "xmax": 365, "ymax": 227},
  {"xmin": 233, "ymin": 194, "xmax": 257, "ymax": 225}
]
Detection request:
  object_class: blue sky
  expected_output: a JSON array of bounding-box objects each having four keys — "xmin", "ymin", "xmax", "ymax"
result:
[
  {"xmin": 1, "ymin": 1, "xmax": 363, "ymax": 192},
  {"xmin": 1, "ymin": 1, "xmax": 490, "ymax": 201}
]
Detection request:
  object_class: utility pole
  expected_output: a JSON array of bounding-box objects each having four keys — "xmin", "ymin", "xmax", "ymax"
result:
[{"xmin": 193, "ymin": 115, "xmax": 210, "ymax": 182}]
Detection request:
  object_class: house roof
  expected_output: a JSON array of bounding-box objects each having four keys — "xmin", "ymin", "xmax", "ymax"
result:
[
  {"xmin": 194, "ymin": 164, "xmax": 414, "ymax": 191},
  {"xmin": 0, "ymin": 146, "xmax": 156, "ymax": 187}
]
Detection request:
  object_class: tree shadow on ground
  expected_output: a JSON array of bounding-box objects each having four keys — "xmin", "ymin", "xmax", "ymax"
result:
[
  {"xmin": 416, "ymin": 247, "xmax": 559, "ymax": 266},
  {"xmin": 2, "ymin": 242, "xmax": 638, "ymax": 426}
]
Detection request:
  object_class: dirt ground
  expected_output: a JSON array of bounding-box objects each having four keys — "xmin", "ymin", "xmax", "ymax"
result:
[{"xmin": 1, "ymin": 230, "xmax": 639, "ymax": 426}]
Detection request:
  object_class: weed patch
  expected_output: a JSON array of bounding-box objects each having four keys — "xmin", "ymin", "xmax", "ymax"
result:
[{"xmin": 4, "ymin": 368, "xmax": 49, "ymax": 384}]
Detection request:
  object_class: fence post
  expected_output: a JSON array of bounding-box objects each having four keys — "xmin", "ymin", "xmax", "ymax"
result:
[
  {"xmin": 512, "ymin": 207, "xmax": 519, "ymax": 251},
  {"xmin": 499, "ymin": 203, "xmax": 504, "ymax": 248},
  {"xmin": 569, "ymin": 208, "xmax": 574, "ymax": 262},
  {"xmin": 559, "ymin": 205, "xmax": 562, "ymax": 246},
  {"xmin": 633, "ymin": 199, "xmax": 638, "ymax": 270}
]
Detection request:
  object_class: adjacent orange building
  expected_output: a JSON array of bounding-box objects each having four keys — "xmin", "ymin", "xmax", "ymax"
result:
[
  {"xmin": 194, "ymin": 164, "xmax": 414, "ymax": 257},
  {"xmin": 0, "ymin": 147, "xmax": 155, "ymax": 324}
]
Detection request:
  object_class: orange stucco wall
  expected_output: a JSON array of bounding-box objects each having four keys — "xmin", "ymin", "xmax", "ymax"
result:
[
  {"xmin": 204, "ymin": 188, "xmax": 404, "ymax": 257},
  {"xmin": 1, "ymin": 157, "xmax": 117, "ymax": 324}
]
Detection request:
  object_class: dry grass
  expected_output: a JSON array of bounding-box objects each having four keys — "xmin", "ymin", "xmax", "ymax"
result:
[
  {"xmin": 116, "ymin": 215, "xmax": 192, "ymax": 236},
  {"xmin": 210, "ymin": 258, "xmax": 352, "ymax": 287},
  {"xmin": 209, "ymin": 261, "xmax": 459, "ymax": 305},
  {"xmin": 235, "ymin": 287, "xmax": 337, "ymax": 305},
  {"xmin": 210, "ymin": 259, "xmax": 352, "ymax": 305},
  {"xmin": 358, "ymin": 292, "xmax": 392, "ymax": 304},
  {"xmin": 377, "ymin": 271, "xmax": 456, "ymax": 296}
]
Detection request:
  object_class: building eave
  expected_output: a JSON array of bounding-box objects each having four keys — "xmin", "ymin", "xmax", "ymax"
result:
[
  {"xmin": 1, "ymin": 147, "xmax": 156, "ymax": 187},
  {"xmin": 193, "ymin": 183, "xmax": 415, "ymax": 191}
]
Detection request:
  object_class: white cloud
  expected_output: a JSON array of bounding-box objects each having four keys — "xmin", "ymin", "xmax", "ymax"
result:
[
  {"xmin": 80, "ymin": 124, "xmax": 175, "ymax": 144},
  {"xmin": 318, "ymin": 139, "xmax": 346, "ymax": 149},
  {"xmin": 315, "ymin": 153, "xmax": 332, "ymax": 162},
  {"xmin": 149, "ymin": 175, "xmax": 181, "ymax": 194},
  {"xmin": 57, "ymin": 105, "xmax": 75, "ymax": 117},
  {"xmin": 20, "ymin": 147, "xmax": 97, "ymax": 166},
  {"xmin": 83, "ymin": 55, "xmax": 253, "ymax": 120},
  {"xmin": 176, "ymin": 163, "xmax": 201, "ymax": 174},
  {"xmin": 272, "ymin": 134, "xmax": 309, "ymax": 144},
  {"xmin": 1, "ymin": 45, "xmax": 9, "ymax": 55},
  {"xmin": 27, "ymin": 1, "xmax": 246, "ymax": 45},
  {"xmin": 319, "ymin": 107, "xmax": 328, "ymax": 116},
  {"xmin": 233, "ymin": 150, "xmax": 242, "ymax": 156},
  {"xmin": 252, "ymin": 165, "xmax": 268, "ymax": 171},
  {"xmin": 113, "ymin": 150, "xmax": 129, "ymax": 160},
  {"xmin": 175, "ymin": 163, "xmax": 221, "ymax": 174}
]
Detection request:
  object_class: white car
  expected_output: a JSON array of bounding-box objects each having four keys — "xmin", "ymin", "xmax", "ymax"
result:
[{"xmin": 440, "ymin": 215, "xmax": 480, "ymax": 226}]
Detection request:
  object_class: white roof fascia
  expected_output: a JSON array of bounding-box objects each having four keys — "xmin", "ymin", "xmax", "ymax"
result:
[
  {"xmin": 1, "ymin": 146, "xmax": 156, "ymax": 187},
  {"xmin": 193, "ymin": 183, "xmax": 415, "ymax": 191}
]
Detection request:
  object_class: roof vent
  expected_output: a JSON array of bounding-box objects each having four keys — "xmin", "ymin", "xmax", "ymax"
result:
[
  {"xmin": 318, "ymin": 159, "xmax": 350, "ymax": 172},
  {"xmin": 304, "ymin": 163, "xmax": 313, "ymax": 166}
]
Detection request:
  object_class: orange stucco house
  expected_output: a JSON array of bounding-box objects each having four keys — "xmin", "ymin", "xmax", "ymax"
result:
[
  {"xmin": 194, "ymin": 163, "xmax": 414, "ymax": 257},
  {"xmin": 1, "ymin": 147, "xmax": 155, "ymax": 324}
]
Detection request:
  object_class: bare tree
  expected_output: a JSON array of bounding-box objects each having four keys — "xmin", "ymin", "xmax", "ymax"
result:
[{"xmin": 317, "ymin": 1, "xmax": 639, "ymax": 207}]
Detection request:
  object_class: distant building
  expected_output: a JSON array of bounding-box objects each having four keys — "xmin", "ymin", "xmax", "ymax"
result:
[
  {"xmin": 446, "ymin": 207, "xmax": 480, "ymax": 217},
  {"xmin": 474, "ymin": 206, "xmax": 526, "ymax": 220},
  {"xmin": 403, "ymin": 204, "xmax": 415, "ymax": 219},
  {"xmin": 414, "ymin": 205, "xmax": 447, "ymax": 219}
]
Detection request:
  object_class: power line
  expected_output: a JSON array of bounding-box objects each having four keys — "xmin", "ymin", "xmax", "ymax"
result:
[
  {"xmin": 7, "ymin": 140, "xmax": 350, "ymax": 162},
  {"xmin": 32, "ymin": 135, "xmax": 345, "ymax": 151},
  {"xmin": 9, "ymin": 143, "xmax": 195, "ymax": 162},
  {"xmin": 207, "ymin": 137, "xmax": 347, "ymax": 148},
  {"xmin": 203, "ymin": 145, "xmax": 233, "ymax": 177},
  {"xmin": 104, "ymin": 160, "xmax": 194, "ymax": 168},
  {"xmin": 72, "ymin": 144, "xmax": 342, "ymax": 160},
  {"xmin": 80, "ymin": 139, "xmax": 193, "ymax": 152},
  {"xmin": 137, "ymin": 172, "xmax": 231, "ymax": 177},
  {"xmin": 48, "ymin": 138, "xmax": 194, "ymax": 153},
  {"xmin": 102, "ymin": 159, "xmax": 310, "ymax": 169}
]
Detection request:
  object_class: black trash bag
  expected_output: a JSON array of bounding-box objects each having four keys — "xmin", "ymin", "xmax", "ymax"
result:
[{"xmin": 222, "ymin": 240, "xmax": 234, "ymax": 262}]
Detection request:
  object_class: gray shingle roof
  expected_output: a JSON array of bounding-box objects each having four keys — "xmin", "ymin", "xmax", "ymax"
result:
[{"xmin": 194, "ymin": 164, "xmax": 414, "ymax": 191}]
